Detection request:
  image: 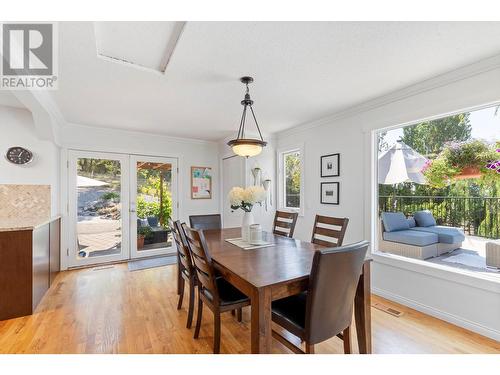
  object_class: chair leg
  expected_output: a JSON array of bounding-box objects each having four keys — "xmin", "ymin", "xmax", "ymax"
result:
[
  {"xmin": 343, "ymin": 326, "xmax": 352, "ymax": 354},
  {"xmin": 186, "ymin": 279, "xmax": 195, "ymax": 329},
  {"xmin": 177, "ymin": 261, "xmax": 182, "ymax": 295},
  {"xmin": 237, "ymin": 308, "xmax": 242, "ymax": 322},
  {"xmin": 231, "ymin": 310, "xmax": 235, "ymax": 316},
  {"xmin": 194, "ymin": 292, "xmax": 203, "ymax": 339},
  {"xmin": 214, "ymin": 311, "xmax": 221, "ymax": 354},
  {"xmin": 305, "ymin": 343, "xmax": 315, "ymax": 354},
  {"xmin": 177, "ymin": 276, "xmax": 185, "ymax": 310}
]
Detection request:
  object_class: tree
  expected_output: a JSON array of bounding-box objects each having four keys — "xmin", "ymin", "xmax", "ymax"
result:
[
  {"xmin": 401, "ymin": 113, "xmax": 472, "ymax": 157},
  {"xmin": 378, "ymin": 131, "xmax": 389, "ymax": 152},
  {"xmin": 285, "ymin": 152, "xmax": 301, "ymax": 207}
]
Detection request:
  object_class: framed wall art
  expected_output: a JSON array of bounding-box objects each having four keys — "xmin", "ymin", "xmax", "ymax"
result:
[
  {"xmin": 320, "ymin": 153, "xmax": 340, "ymax": 177},
  {"xmin": 320, "ymin": 182, "xmax": 339, "ymax": 205},
  {"xmin": 191, "ymin": 166, "xmax": 212, "ymax": 199}
]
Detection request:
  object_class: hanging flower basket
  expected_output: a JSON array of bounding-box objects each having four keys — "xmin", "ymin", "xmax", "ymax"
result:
[
  {"xmin": 454, "ymin": 166, "xmax": 482, "ymax": 180},
  {"xmin": 423, "ymin": 140, "xmax": 499, "ymax": 188}
]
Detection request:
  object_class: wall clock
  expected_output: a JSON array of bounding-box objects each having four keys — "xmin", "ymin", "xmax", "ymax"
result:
[{"xmin": 5, "ymin": 146, "xmax": 34, "ymax": 165}]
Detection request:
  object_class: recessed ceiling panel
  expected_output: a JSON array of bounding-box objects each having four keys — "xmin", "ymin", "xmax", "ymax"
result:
[{"xmin": 94, "ymin": 21, "xmax": 184, "ymax": 73}]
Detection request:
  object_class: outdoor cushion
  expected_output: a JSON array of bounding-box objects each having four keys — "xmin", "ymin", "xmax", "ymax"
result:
[
  {"xmin": 138, "ymin": 218, "xmax": 148, "ymax": 227},
  {"xmin": 411, "ymin": 226, "xmax": 465, "ymax": 244},
  {"xmin": 381, "ymin": 212, "xmax": 409, "ymax": 233},
  {"xmin": 383, "ymin": 229, "xmax": 438, "ymax": 247},
  {"xmin": 414, "ymin": 210, "xmax": 437, "ymax": 227},
  {"xmin": 407, "ymin": 217, "xmax": 416, "ymax": 228},
  {"xmin": 147, "ymin": 216, "xmax": 159, "ymax": 227}
]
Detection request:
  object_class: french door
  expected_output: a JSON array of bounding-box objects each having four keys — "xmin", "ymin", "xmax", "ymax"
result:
[
  {"xmin": 68, "ymin": 151, "xmax": 177, "ymax": 268},
  {"xmin": 130, "ymin": 155, "xmax": 177, "ymax": 259}
]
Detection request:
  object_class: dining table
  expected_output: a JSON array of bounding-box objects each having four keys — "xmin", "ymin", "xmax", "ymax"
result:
[{"xmin": 202, "ymin": 227, "xmax": 372, "ymax": 354}]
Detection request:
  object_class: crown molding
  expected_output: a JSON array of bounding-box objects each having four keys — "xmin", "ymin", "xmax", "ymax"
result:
[
  {"xmin": 62, "ymin": 121, "xmax": 219, "ymax": 146},
  {"xmin": 276, "ymin": 53, "xmax": 500, "ymax": 139}
]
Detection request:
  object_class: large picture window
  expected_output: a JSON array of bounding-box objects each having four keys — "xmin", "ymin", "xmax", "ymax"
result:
[{"xmin": 375, "ymin": 105, "xmax": 500, "ymax": 279}]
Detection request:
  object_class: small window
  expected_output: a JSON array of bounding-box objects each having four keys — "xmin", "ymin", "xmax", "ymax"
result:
[{"xmin": 278, "ymin": 147, "xmax": 304, "ymax": 214}]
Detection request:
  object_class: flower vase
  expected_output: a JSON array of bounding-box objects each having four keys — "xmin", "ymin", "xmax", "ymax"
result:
[{"xmin": 241, "ymin": 211, "xmax": 255, "ymax": 242}]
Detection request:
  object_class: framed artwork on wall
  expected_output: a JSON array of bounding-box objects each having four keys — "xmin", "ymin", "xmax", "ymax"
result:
[
  {"xmin": 191, "ymin": 166, "xmax": 212, "ymax": 199},
  {"xmin": 320, "ymin": 182, "xmax": 339, "ymax": 205},
  {"xmin": 320, "ymin": 153, "xmax": 340, "ymax": 177}
]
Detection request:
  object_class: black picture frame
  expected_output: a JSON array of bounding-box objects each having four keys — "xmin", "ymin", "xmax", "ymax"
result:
[
  {"xmin": 320, "ymin": 182, "xmax": 339, "ymax": 205},
  {"xmin": 320, "ymin": 153, "xmax": 340, "ymax": 177}
]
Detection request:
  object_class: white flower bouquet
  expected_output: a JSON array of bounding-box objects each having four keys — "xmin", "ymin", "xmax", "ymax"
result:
[{"xmin": 229, "ymin": 185, "xmax": 267, "ymax": 212}]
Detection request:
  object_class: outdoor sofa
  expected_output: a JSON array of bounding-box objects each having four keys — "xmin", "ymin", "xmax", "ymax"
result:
[
  {"xmin": 137, "ymin": 216, "xmax": 170, "ymax": 244},
  {"xmin": 379, "ymin": 210, "xmax": 465, "ymax": 260}
]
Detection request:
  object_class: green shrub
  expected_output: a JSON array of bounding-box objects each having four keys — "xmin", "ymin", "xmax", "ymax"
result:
[
  {"xmin": 101, "ymin": 191, "xmax": 120, "ymax": 201},
  {"xmin": 137, "ymin": 226, "xmax": 153, "ymax": 239},
  {"xmin": 136, "ymin": 195, "xmax": 171, "ymax": 226}
]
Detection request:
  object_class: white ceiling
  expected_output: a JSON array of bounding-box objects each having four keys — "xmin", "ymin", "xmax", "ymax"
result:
[
  {"xmin": 0, "ymin": 92, "xmax": 24, "ymax": 109},
  {"xmin": 94, "ymin": 22, "xmax": 185, "ymax": 73},
  {"xmin": 52, "ymin": 21, "xmax": 500, "ymax": 141}
]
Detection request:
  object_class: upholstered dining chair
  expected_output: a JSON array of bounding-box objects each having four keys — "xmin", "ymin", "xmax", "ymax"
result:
[
  {"xmin": 272, "ymin": 210, "xmax": 299, "ymax": 238},
  {"xmin": 182, "ymin": 223, "xmax": 251, "ymax": 354},
  {"xmin": 311, "ymin": 215, "xmax": 349, "ymax": 247},
  {"xmin": 170, "ymin": 219, "xmax": 197, "ymax": 329},
  {"xmin": 189, "ymin": 214, "xmax": 222, "ymax": 231},
  {"xmin": 271, "ymin": 241, "xmax": 369, "ymax": 354}
]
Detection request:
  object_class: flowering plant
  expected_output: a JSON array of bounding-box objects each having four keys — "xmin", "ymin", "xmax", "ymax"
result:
[
  {"xmin": 229, "ymin": 186, "xmax": 267, "ymax": 212},
  {"xmin": 422, "ymin": 139, "xmax": 499, "ymax": 188}
]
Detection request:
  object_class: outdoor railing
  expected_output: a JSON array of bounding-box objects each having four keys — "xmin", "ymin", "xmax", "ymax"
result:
[{"xmin": 379, "ymin": 195, "xmax": 500, "ymax": 239}]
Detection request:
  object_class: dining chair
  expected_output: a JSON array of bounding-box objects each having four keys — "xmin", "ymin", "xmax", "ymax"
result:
[
  {"xmin": 272, "ymin": 210, "xmax": 299, "ymax": 238},
  {"xmin": 311, "ymin": 215, "xmax": 349, "ymax": 247},
  {"xmin": 182, "ymin": 223, "xmax": 251, "ymax": 354},
  {"xmin": 170, "ymin": 218, "xmax": 197, "ymax": 329},
  {"xmin": 189, "ymin": 214, "xmax": 222, "ymax": 231},
  {"xmin": 271, "ymin": 240, "xmax": 369, "ymax": 354}
]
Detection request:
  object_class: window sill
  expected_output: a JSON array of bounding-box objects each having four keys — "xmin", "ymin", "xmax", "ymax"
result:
[{"xmin": 371, "ymin": 250, "xmax": 500, "ymax": 293}]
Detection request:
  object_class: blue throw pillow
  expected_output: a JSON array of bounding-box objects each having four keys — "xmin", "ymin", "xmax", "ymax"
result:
[
  {"xmin": 147, "ymin": 216, "xmax": 159, "ymax": 227},
  {"xmin": 414, "ymin": 210, "xmax": 436, "ymax": 227},
  {"xmin": 407, "ymin": 217, "xmax": 416, "ymax": 228},
  {"xmin": 381, "ymin": 212, "xmax": 410, "ymax": 232}
]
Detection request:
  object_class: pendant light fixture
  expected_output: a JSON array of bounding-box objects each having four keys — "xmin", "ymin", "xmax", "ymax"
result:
[{"xmin": 227, "ymin": 76, "xmax": 267, "ymax": 157}]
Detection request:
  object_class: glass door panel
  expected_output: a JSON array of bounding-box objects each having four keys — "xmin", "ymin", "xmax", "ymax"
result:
[
  {"xmin": 68, "ymin": 151, "xmax": 129, "ymax": 267},
  {"xmin": 130, "ymin": 156, "xmax": 177, "ymax": 259}
]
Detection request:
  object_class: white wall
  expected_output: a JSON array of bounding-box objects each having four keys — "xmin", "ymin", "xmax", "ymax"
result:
[
  {"xmin": 0, "ymin": 105, "xmax": 60, "ymax": 216},
  {"xmin": 274, "ymin": 58, "xmax": 500, "ymax": 341}
]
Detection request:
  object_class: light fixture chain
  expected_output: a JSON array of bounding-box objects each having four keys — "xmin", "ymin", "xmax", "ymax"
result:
[{"xmin": 249, "ymin": 105, "xmax": 264, "ymax": 141}]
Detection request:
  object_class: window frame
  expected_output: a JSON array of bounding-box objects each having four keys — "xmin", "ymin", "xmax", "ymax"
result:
[{"xmin": 277, "ymin": 144, "xmax": 305, "ymax": 217}]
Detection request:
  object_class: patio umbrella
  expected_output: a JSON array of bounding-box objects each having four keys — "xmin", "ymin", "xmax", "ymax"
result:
[
  {"xmin": 378, "ymin": 141, "xmax": 428, "ymax": 184},
  {"xmin": 77, "ymin": 176, "xmax": 109, "ymax": 187}
]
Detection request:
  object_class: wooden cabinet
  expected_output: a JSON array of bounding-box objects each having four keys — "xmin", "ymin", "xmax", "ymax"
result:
[{"xmin": 0, "ymin": 217, "xmax": 60, "ymax": 321}]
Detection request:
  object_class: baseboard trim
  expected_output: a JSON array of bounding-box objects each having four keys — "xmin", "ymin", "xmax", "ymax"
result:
[{"xmin": 372, "ymin": 287, "xmax": 500, "ymax": 342}]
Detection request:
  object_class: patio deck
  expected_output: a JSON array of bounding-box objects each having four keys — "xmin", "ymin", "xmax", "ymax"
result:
[{"xmin": 426, "ymin": 236, "xmax": 500, "ymax": 279}]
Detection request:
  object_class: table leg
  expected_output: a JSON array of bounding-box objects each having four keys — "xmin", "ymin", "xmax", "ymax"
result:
[
  {"xmin": 354, "ymin": 261, "xmax": 372, "ymax": 354},
  {"xmin": 250, "ymin": 287, "xmax": 272, "ymax": 354}
]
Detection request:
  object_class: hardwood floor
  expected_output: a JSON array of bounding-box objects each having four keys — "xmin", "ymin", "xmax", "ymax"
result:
[{"xmin": 0, "ymin": 263, "xmax": 498, "ymax": 354}]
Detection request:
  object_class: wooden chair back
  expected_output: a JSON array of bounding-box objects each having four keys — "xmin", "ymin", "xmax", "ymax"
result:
[
  {"xmin": 311, "ymin": 215, "xmax": 349, "ymax": 247},
  {"xmin": 305, "ymin": 241, "xmax": 369, "ymax": 344},
  {"xmin": 182, "ymin": 224, "xmax": 219, "ymax": 302},
  {"xmin": 169, "ymin": 218, "xmax": 194, "ymax": 275},
  {"xmin": 273, "ymin": 210, "xmax": 299, "ymax": 238},
  {"xmin": 189, "ymin": 214, "xmax": 222, "ymax": 231}
]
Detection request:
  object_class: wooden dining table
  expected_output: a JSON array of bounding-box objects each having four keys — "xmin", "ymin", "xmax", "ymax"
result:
[{"xmin": 203, "ymin": 227, "xmax": 372, "ymax": 354}]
